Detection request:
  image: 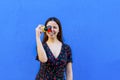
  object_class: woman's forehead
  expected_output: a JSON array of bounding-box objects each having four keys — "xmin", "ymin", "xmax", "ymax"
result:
[{"xmin": 46, "ymin": 21, "xmax": 58, "ymax": 26}]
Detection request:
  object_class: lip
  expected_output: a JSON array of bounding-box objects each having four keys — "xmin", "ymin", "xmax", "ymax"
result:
[{"xmin": 49, "ymin": 31, "xmax": 56, "ymax": 36}]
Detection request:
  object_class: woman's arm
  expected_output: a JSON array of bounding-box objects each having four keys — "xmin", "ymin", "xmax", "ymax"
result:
[
  {"xmin": 36, "ymin": 25, "xmax": 48, "ymax": 63},
  {"xmin": 66, "ymin": 62, "xmax": 73, "ymax": 80}
]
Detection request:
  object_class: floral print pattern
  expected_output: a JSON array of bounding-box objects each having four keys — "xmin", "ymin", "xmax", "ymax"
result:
[{"xmin": 35, "ymin": 43, "xmax": 72, "ymax": 80}]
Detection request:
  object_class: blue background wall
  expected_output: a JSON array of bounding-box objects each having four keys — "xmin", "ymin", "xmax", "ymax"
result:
[{"xmin": 0, "ymin": 0, "xmax": 120, "ymax": 80}]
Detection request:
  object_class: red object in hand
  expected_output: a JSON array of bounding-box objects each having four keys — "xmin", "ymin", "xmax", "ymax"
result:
[{"xmin": 47, "ymin": 28, "xmax": 51, "ymax": 32}]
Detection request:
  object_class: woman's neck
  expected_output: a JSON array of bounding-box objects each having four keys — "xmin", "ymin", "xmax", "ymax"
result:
[{"xmin": 47, "ymin": 37, "xmax": 60, "ymax": 44}]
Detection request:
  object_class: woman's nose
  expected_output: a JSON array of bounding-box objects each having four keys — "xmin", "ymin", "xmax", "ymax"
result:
[{"xmin": 51, "ymin": 27, "xmax": 54, "ymax": 31}]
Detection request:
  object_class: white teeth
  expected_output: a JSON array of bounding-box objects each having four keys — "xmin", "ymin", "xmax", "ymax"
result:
[
  {"xmin": 50, "ymin": 31, "xmax": 55, "ymax": 35},
  {"xmin": 49, "ymin": 32, "xmax": 56, "ymax": 36},
  {"xmin": 49, "ymin": 32, "xmax": 54, "ymax": 35}
]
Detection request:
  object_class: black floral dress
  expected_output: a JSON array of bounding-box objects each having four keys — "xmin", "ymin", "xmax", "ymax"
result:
[{"xmin": 35, "ymin": 43, "xmax": 72, "ymax": 80}]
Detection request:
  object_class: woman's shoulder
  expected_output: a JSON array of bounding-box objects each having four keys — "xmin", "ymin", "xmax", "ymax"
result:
[
  {"xmin": 42, "ymin": 43, "xmax": 47, "ymax": 48},
  {"xmin": 62, "ymin": 43, "xmax": 71, "ymax": 49}
]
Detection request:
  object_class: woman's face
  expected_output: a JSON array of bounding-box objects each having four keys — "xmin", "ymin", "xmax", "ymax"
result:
[{"xmin": 46, "ymin": 21, "xmax": 59, "ymax": 39}]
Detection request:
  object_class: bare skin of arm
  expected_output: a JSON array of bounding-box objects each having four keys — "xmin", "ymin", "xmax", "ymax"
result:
[
  {"xmin": 66, "ymin": 62, "xmax": 73, "ymax": 80},
  {"xmin": 36, "ymin": 25, "xmax": 48, "ymax": 63}
]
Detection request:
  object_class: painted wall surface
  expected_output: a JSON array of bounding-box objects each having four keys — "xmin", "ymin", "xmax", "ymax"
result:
[{"xmin": 0, "ymin": 0, "xmax": 120, "ymax": 80}]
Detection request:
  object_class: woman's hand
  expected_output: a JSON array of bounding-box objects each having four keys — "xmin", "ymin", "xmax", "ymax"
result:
[{"xmin": 35, "ymin": 24, "xmax": 44, "ymax": 38}]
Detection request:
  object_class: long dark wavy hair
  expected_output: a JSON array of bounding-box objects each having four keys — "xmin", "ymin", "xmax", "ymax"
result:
[{"xmin": 42, "ymin": 17, "xmax": 63, "ymax": 44}]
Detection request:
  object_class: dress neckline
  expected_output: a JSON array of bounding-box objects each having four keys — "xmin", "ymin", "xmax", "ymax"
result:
[{"xmin": 45, "ymin": 42, "xmax": 63, "ymax": 60}]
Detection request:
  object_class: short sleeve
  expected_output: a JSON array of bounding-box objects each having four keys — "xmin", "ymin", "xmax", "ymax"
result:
[{"xmin": 65, "ymin": 44, "xmax": 73, "ymax": 63}]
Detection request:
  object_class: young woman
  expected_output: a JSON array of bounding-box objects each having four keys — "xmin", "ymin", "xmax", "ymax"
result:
[{"xmin": 35, "ymin": 17, "xmax": 73, "ymax": 80}]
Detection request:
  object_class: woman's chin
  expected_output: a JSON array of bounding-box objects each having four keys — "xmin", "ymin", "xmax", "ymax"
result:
[{"xmin": 48, "ymin": 35, "xmax": 57, "ymax": 39}]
